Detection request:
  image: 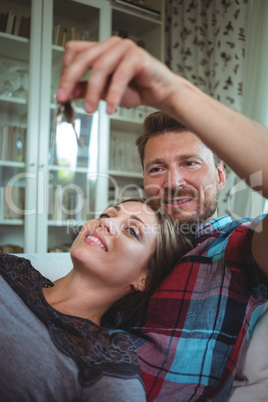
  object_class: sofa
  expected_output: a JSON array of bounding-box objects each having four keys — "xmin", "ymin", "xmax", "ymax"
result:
[{"xmin": 16, "ymin": 253, "xmax": 268, "ymax": 401}]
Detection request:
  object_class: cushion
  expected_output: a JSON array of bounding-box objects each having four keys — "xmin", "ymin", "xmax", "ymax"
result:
[{"xmin": 15, "ymin": 253, "xmax": 72, "ymax": 281}]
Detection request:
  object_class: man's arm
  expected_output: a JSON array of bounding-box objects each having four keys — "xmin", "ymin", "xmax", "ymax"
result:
[{"xmin": 57, "ymin": 37, "xmax": 268, "ymax": 277}]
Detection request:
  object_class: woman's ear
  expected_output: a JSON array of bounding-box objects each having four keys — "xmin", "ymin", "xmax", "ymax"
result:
[{"xmin": 136, "ymin": 276, "xmax": 147, "ymax": 292}]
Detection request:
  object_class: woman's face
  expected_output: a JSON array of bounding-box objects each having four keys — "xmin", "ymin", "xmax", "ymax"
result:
[{"xmin": 70, "ymin": 201, "xmax": 158, "ymax": 293}]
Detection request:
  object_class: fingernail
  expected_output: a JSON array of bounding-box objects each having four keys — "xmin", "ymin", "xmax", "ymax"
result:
[
  {"xmin": 106, "ymin": 103, "xmax": 116, "ymax": 115},
  {"xmin": 85, "ymin": 102, "xmax": 94, "ymax": 114},
  {"xmin": 56, "ymin": 88, "xmax": 66, "ymax": 101}
]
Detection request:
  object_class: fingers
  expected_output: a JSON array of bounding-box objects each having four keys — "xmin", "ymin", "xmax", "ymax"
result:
[
  {"xmin": 57, "ymin": 37, "xmax": 123, "ymax": 104},
  {"xmin": 57, "ymin": 40, "xmax": 97, "ymax": 103},
  {"xmin": 56, "ymin": 37, "xmax": 150, "ymax": 115},
  {"xmin": 104, "ymin": 42, "xmax": 147, "ymax": 112},
  {"xmin": 84, "ymin": 38, "xmax": 146, "ymax": 114}
]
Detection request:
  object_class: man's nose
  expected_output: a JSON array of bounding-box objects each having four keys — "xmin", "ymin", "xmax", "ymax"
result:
[{"xmin": 163, "ymin": 168, "xmax": 186, "ymax": 191}]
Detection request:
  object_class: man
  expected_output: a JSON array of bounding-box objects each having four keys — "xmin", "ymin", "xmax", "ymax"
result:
[
  {"xmin": 137, "ymin": 112, "xmax": 225, "ymax": 227},
  {"xmin": 57, "ymin": 37, "xmax": 268, "ymax": 401}
]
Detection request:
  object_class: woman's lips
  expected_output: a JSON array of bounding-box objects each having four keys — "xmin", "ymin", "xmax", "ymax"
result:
[{"xmin": 84, "ymin": 232, "xmax": 108, "ymax": 251}]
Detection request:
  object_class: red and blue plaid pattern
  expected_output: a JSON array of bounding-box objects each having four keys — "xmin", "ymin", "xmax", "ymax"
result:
[{"xmin": 122, "ymin": 216, "xmax": 268, "ymax": 401}]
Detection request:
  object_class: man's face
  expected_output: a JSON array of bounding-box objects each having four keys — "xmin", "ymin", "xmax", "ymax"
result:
[{"xmin": 143, "ymin": 131, "xmax": 225, "ymax": 229}]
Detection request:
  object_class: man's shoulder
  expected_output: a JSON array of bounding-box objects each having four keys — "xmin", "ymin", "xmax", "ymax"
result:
[{"xmin": 190, "ymin": 216, "xmax": 260, "ymax": 263}]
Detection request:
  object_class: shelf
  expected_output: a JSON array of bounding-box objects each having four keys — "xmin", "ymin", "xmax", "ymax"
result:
[
  {"xmin": 0, "ymin": 160, "xmax": 25, "ymax": 167},
  {"xmin": 0, "ymin": 96, "xmax": 27, "ymax": 113},
  {"xmin": 0, "ymin": 98, "xmax": 27, "ymax": 126},
  {"xmin": 0, "ymin": 219, "xmax": 23, "ymax": 225},
  {"xmin": 110, "ymin": 116, "xmax": 144, "ymax": 132},
  {"xmin": 48, "ymin": 164, "xmax": 90, "ymax": 173},
  {"xmin": 110, "ymin": 114, "xmax": 144, "ymax": 125},
  {"xmin": 108, "ymin": 169, "xmax": 143, "ymax": 178},
  {"xmin": 47, "ymin": 219, "xmax": 84, "ymax": 227},
  {"xmin": 112, "ymin": 7, "xmax": 162, "ymax": 31},
  {"xmin": 0, "ymin": 32, "xmax": 29, "ymax": 61},
  {"xmin": 112, "ymin": 0, "xmax": 162, "ymax": 24},
  {"xmin": 50, "ymin": 101, "xmax": 89, "ymax": 116}
]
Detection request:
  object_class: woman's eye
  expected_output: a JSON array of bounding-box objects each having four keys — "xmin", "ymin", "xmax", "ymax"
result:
[
  {"xmin": 126, "ymin": 226, "xmax": 140, "ymax": 240},
  {"xmin": 99, "ymin": 213, "xmax": 111, "ymax": 218}
]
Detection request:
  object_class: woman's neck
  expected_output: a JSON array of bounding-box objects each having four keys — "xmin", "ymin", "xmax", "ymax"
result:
[{"xmin": 42, "ymin": 270, "xmax": 117, "ymax": 326}]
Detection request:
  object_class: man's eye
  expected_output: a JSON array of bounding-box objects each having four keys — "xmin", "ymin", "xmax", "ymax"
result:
[
  {"xmin": 99, "ymin": 213, "xmax": 111, "ymax": 218},
  {"xmin": 184, "ymin": 161, "xmax": 197, "ymax": 167},
  {"xmin": 148, "ymin": 167, "xmax": 165, "ymax": 174},
  {"xmin": 126, "ymin": 226, "xmax": 140, "ymax": 240}
]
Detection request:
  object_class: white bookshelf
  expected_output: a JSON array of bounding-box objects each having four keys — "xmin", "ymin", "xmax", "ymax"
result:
[{"xmin": 0, "ymin": 0, "xmax": 165, "ymax": 252}]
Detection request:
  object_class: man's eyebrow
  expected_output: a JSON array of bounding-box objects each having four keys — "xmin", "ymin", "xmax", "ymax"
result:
[
  {"xmin": 145, "ymin": 154, "xmax": 204, "ymax": 170},
  {"xmin": 145, "ymin": 158, "xmax": 167, "ymax": 171}
]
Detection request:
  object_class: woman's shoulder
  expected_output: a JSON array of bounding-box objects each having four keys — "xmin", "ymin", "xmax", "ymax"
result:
[{"xmin": 0, "ymin": 253, "xmax": 52, "ymax": 288}]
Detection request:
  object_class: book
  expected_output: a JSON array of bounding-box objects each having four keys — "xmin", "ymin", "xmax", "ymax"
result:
[
  {"xmin": 0, "ymin": 125, "xmax": 26, "ymax": 161},
  {"xmin": 3, "ymin": 186, "xmax": 24, "ymax": 219},
  {"xmin": 19, "ymin": 16, "xmax": 31, "ymax": 38},
  {"xmin": 68, "ymin": 26, "xmax": 76, "ymax": 41},
  {"xmin": 57, "ymin": 26, "xmax": 65, "ymax": 46},
  {"xmin": 1, "ymin": 125, "xmax": 9, "ymax": 160},
  {"xmin": 0, "ymin": 12, "xmax": 8, "ymax": 32},
  {"xmin": 53, "ymin": 23, "xmax": 61, "ymax": 45},
  {"xmin": 13, "ymin": 15, "xmax": 22, "ymax": 36},
  {"xmin": 5, "ymin": 11, "xmax": 15, "ymax": 34}
]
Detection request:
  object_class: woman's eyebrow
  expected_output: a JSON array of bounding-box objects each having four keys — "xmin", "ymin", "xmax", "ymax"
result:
[
  {"xmin": 105, "ymin": 205, "xmax": 121, "ymax": 213},
  {"xmin": 107, "ymin": 206, "xmax": 148, "ymax": 234},
  {"xmin": 129, "ymin": 215, "xmax": 146, "ymax": 226}
]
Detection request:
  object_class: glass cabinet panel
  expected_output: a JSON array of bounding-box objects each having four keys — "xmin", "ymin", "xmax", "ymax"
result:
[
  {"xmin": 0, "ymin": 0, "xmax": 32, "ymax": 253},
  {"xmin": 41, "ymin": 0, "xmax": 102, "ymax": 252}
]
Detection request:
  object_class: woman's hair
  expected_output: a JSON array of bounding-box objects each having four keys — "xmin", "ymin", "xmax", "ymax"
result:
[
  {"xmin": 105, "ymin": 197, "xmax": 194, "ymax": 321},
  {"xmin": 136, "ymin": 111, "xmax": 221, "ymax": 168}
]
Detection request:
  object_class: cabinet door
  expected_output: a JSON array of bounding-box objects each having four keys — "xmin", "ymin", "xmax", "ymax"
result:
[
  {"xmin": 99, "ymin": 0, "xmax": 165, "ymax": 211},
  {"xmin": 0, "ymin": 0, "xmax": 42, "ymax": 253},
  {"xmin": 36, "ymin": 0, "xmax": 110, "ymax": 252}
]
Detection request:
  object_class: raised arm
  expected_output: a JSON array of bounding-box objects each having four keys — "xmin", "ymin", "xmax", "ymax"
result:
[{"xmin": 57, "ymin": 37, "xmax": 268, "ymax": 277}]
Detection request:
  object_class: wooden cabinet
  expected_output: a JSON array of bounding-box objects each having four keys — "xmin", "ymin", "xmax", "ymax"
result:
[{"xmin": 0, "ymin": 0, "xmax": 165, "ymax": 252}]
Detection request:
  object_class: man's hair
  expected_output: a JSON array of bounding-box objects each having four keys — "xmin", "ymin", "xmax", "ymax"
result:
[
  {"xmin": 136, "ymin": 111, "xmax": 221, "ymax": 168},
  {"xmin": 105, "ymin": 197, "xmax": 193, "ymax": 321}
]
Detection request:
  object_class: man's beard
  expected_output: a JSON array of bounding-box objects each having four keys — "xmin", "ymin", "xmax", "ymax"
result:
[{"xmin": 154, "ymin": 187, "xmax": 218, "ymax": 235}]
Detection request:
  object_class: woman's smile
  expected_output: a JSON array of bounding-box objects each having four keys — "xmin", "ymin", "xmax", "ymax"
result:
[{"xmin": 84, "ymin": 231, "xmax": 108, "ymax": 252}]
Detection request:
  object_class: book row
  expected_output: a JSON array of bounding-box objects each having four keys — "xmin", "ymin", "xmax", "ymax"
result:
[
  {"xmin": 0, "ymin": 185, "xmax": 87, "ymax": 222},
  {"xmin": 48, "ymin": 186, "xmax": 87, "ymax": 221},
  {"xmin": 0, "ymin": 186, "xmax": 24, "ymax": 220},
  {"xmin": 0, "ymin": 11, "xmax": 30, "ymax": 39},
  {"xmin": 52, "ymin": 24, "xmax": 91, "ymax": 47},
  {"xmin": 109, "ymin": 132, "xmax": 141, "ymax": 173},
  {"xmin": 0, "ymin": 125, "xmax": 26, "ymax": 162}
]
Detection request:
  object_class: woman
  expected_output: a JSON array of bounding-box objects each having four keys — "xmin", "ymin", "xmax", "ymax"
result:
[{"xmin": 0, "ymin": 198, "xmax": 192, "ymax": 402}]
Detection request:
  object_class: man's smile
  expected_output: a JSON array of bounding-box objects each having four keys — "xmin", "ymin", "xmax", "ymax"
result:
[{"xmin": 163, "ymin": 197, "xmax": 196, "ymax": 206}]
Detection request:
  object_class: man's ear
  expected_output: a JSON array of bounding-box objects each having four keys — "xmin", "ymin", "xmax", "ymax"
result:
[{"xmin": 217, "ymin": 161, "xmax": 226, "ymax": 190}]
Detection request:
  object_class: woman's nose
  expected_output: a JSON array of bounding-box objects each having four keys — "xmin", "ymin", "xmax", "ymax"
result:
[{"xmin": 98, "ymin": 217, "xmax": 121, "ymax": 236}]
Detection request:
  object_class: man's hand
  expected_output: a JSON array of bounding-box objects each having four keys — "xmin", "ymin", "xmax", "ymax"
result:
[{"xmin": 56, "ymin": 37, "xmax": 177, "ymax": 115}]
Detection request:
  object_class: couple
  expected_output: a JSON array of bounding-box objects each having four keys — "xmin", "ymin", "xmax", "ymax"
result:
[{"xmin": 1, "ymin": 37, "xmax": 268, "ymax": 401}]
